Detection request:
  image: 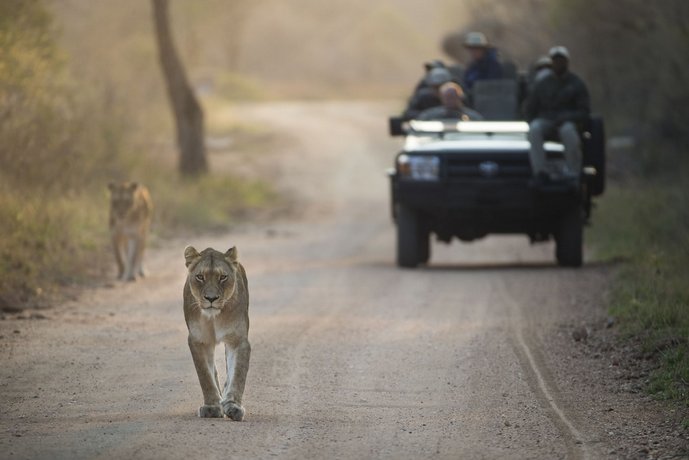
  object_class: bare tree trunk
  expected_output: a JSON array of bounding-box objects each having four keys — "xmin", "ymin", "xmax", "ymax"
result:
[{"xmin": 152, "ymin": 0, "xmax": 207, "ymax": 176}]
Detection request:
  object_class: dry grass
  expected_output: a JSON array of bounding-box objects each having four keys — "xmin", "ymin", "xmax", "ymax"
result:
[{"xmin": 0, "ymin": 2, "xmax": 278, "ymax": 310}]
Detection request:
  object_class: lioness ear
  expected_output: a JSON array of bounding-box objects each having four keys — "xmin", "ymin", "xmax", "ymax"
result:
[
  {"xmin": 225, "ymin": 246, "xmax": 238, "ymax": 263},
  {"xmin": 128, "ymin": 182, "xmax": 139, "ymax": 191},
  {"xmin": 184, "ymin": 246, "xmax": 201, "ymax": 268},
  {"xmin": 108, "ymin": 182, "xmax": 116, "ymax": 192}
]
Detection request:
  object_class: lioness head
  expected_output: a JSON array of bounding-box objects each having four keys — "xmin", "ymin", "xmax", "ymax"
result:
[
  {"xmin": 184, "ymin": 246, "xmax": 240, "ymax": 316},
  {"xmin": 108, "ymin": 181, "xmax": 140, "ymax": 218}
]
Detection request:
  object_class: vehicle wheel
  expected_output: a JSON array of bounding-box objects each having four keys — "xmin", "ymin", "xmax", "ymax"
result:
[
  {"xmin": 417, "ymin": 221, "xmax": 431, "ymax": 265},
  {"xmin": 397, "ymin": 205, "xmax": 420, "ymax": 268},
  {"xmin": 555, "ymin": 205, "xmax": 583, "ymax": 267},
  {"xmin": 583, "ymin": 116, "xmax": 606, "ymax": 196}
]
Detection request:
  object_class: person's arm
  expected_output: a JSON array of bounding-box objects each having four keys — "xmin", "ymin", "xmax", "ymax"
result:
[
  {"xmin": 556, "ymin": 78, "xmax": 590, "ymax": 124},
  {"xmin": 463, "ymin": 108, "xmax": 484, "ymax": 121},
  {"xmin": 404, "ymin": 88, "xmax": 435, "ymax": 119},
  {"xmin": 572, "ymin": 79, "xmax": 591, "ymax": 122}
]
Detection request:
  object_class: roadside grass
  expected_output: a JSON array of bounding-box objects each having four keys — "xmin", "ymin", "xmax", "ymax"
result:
[
  {"xmin": 0, "ymin": 22, "xmax": 279, "ymax": 310},
  {"xmin": 214, "ymin": 72, "xmax": 270, "ymax": 102},
  {"xmin": 0, "ymin": 115, "xmax": 279, "ymax": 310},
  {"xmin": 0, "ymin": 3, "xmax": 283, "ymax": 310},
  {"xmin": 0, "ymin": 186, "xmax": 110, "ymax": 308},
  {"xmin": 145, "ymin": 169, "xmax": 276, "ymax": 237},
  {"xmin": 589, "ymin": 173, "xmax": 689, "ymax": 407}
]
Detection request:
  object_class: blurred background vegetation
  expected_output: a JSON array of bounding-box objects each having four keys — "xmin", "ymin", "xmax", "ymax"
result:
[
  {"xmin": 460, "ymin": 0, "xmax": 689, "ymax": 405},
  {"xmin": 0, "ymin": 0, "xmax": 687, "ymax": 402}
]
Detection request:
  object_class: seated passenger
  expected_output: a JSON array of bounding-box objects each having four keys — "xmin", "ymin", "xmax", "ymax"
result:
[
  {"xmin": 462, "ymin": 32, "xmax": 503, "ymax": 91},
  {"xmin": 412, "ymin": 60, "xmax": 446, "ymax": 92},
  {"xmin": 403, "ymin": 67, "xmax": 452, "ymax": 119},
  {"xmin": 529, "ymin": 55, "xmax": 552, "ymax": 89},
  {"xmin": 525, "ymin": 46, "xmax": 590, "ymax": 182},
  {"xmin": 418, "ymin": 82, "xmax": 483, "ymax": 121}
]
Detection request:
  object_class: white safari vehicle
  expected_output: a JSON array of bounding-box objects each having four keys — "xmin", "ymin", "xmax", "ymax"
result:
[{"xmin": 388, "ymin": 116, "xmax": 605, "ymax": 268}]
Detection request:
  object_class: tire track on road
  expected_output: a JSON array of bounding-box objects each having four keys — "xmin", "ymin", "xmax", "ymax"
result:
[{"xmin": 499, "ymin": 279, "xmax": 590, "ymax": 460}]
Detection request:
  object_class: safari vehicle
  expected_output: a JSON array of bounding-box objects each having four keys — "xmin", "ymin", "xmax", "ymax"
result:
[{"xmin": 387, "ymin": 109, "xmax": 605, "ymax": 268}]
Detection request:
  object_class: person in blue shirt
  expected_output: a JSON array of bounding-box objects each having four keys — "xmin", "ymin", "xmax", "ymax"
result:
[{"xmin": 462, "ymin": 32, "xmax": 503, "ymax": 90}]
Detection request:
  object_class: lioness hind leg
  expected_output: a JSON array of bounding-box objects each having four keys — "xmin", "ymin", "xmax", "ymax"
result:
[{"xmin": 198, "ymin": 404, "xmax": 224, "ymax": 418}]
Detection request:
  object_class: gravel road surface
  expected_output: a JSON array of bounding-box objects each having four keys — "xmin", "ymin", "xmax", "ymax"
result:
[{"xmin": 1, "ymin": 102, "xmax": 684, "ymax": 459}]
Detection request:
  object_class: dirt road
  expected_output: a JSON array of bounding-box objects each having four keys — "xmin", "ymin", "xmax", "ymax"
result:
[{"xmin": 1, "ymin": 102, "xmax": 683, "ymax": 459}]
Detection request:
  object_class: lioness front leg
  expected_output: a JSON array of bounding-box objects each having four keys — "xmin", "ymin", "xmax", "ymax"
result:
[
  {"xmin": 133, "ymin": 233, "xmax": 148, "ymax": 279},
  {"xmin": 221, "ymin": 340, "xmax": 251, "ymax": 421},
  {"xmin": 123, "ymin": 238, "xmax": 138, "ymax": 282},
  {"xmin": 112, "ymin": 234, "xmax": 125, "ymax": 280},
  {"xmin": 188, "ymin": 337, "xmax": 223, "ymax": 418}
]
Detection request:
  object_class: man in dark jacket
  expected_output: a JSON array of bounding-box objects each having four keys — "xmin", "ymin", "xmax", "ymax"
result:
[
  {"xmin": 462, "ymin": 32, "xmax": 503, "ymax": 91},
  {"xmin": 525, "ymin": 46, "xmax": 590, "ymax": 181},
  {"xmin": 403, "ymin": 67, "xmax": 452, "ymax": 119}
]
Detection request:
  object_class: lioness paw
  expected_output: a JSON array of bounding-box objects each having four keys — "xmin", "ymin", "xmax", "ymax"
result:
[
  {"xmin": 198, "ymin": 404, "xmax": 224, "ymax": 418},
  {"xmin": 221, "ymin": 400, "xmax": 245, "ymax": 421}
]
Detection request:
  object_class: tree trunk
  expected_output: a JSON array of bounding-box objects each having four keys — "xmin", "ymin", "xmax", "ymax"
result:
[{"xmin": 152, "ymin": 0, "xmax": 207, "ymax": 176}]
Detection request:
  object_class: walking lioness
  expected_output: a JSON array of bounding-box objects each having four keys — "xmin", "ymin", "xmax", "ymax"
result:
[
  {"xmin": 108, "ymin": 181, "xmax": 152, "ymax": 281},
  {"xmin": 183, "ymin": 246, "xmax": 251, "ymax": 420}
]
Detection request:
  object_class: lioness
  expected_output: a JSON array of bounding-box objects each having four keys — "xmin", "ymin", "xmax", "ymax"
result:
[
  {"xmin": 183, "ymin": 246, "xmax": 251, "ymax": 420},
  {"xmin": 108, "ymin": 181, "xmax": 153, "ymax": 282}
]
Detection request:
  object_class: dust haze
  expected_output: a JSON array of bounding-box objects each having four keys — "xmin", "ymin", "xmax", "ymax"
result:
[{"xmin": 51, "ymin": 0, "xmax": 476, "ymax": 99}]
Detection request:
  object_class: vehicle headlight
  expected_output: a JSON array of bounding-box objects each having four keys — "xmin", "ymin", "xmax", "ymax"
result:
[{"xmin": 397, "ymin": 154, "xmax": 440, "ymax": 181}]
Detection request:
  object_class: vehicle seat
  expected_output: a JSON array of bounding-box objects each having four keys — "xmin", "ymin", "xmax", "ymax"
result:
[
  {"xmin": 501, "ymin": 60, "xmax": 518, "ymax": 79},
  {"xmin": 472, "ymin": 79, "xmax": 519, "ymax": 121}
]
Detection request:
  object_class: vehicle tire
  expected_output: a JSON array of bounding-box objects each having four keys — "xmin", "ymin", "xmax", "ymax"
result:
[
  {"xmin": 417, "ymin": 221, "xmax": 431, "ymax": 265},
  {"xmin": 583, "ymin": 116, "xmax": 606, "ymax": 196},
  {"xmin": 555, "ymin": 205, "xmax": 583, "ymax": 267},
  {"xmin": 397, "ymin": 205, "xmax": 420, "ymax": 268}
]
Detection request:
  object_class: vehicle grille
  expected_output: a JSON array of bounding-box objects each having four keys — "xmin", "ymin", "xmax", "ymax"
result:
[{"xmin": 444, "ymin": 152, "xmax": 538, "ymax": 179}]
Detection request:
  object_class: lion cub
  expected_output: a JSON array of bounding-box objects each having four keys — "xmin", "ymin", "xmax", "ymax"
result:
[
  {"xmin": 108, "ymin": 182, "xmax": 153, "ymax": 282},
  {"xmin": 183, "ymin": 246, "xmax": 251, "ymax": 420}
]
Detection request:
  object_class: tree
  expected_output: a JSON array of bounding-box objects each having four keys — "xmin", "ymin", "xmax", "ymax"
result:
[{"xmin": 152, "ymin": 0, "xmax": 207, "ymax": 176}]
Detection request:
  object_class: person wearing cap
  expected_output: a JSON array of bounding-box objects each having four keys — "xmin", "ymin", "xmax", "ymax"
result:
[
  {"xmin": 525, "ymin": 46, "xmax": 590, "ymax": 182},
  {"xmin": 411, "ymin": 60, "xmax": 448, "ymax": 93},
  {"xmin": 418, "ymin": 82, "xmax": 483, "ymax": 121},
  {"xmin": 530, "ymin": 55, "xmax": 553, "ymax": 87},
  {"xmin": 462, "ymin": 32, "xmax": 503, "ymax": 91},
  {"xmin": 403, "ymin": 66, "xmax": 453, "ymax": 119}
]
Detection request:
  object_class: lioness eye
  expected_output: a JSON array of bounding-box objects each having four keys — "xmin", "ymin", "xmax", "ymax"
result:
[
  {"xmin": 195, "ymin": 274, "xmax": 204, "ymax": 282},
  {"xmin": 219, "ymin": 274, "xmax": 228, "ymax": 282}
]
